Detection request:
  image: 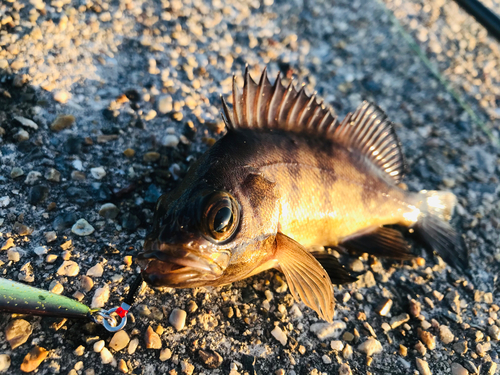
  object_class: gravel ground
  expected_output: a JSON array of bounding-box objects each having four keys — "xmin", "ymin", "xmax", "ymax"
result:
[{"xmin": 1, "ymin": 0, "xmax": 500, "ymax": 374}]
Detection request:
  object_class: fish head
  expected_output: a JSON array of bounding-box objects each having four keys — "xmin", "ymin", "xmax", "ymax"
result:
[{"xmin": 138, "ymin": 185, "xmax": 243, "ymax": 288}]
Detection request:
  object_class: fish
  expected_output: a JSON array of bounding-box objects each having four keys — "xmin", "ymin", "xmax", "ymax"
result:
[{"xmin": 138, "ymin": 68, "xmax": 468, "ymax": 322}]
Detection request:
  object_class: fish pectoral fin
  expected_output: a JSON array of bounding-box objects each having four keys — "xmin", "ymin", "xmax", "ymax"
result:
[
  {"xmin": 340, "ymin": 227, "xmax": 413, "ymax": 260},
  {"xmin": 274, "ymin": 232, "xmax": 335, "ymax": 322},
  {"xmin": 310, "ymin": 250, "xmax": 357, "ymax": 284}
]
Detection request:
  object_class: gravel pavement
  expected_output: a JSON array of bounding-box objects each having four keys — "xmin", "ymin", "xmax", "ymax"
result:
[{"xmin": 1, "ymin": 0, "xmax": 500, "ymax": 374}]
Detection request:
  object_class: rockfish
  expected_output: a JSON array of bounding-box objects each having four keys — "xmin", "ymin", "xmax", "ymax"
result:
[{"xmin": 138, "ymin": 68, "xmax": 468, "ymax": 321}]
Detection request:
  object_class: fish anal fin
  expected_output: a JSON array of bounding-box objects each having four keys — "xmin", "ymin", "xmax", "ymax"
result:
[
  {"xmin": 274, "ymin": 232, "xmax": 335, "ymax": 322},
  {"xmin": 340, "ymin": 227, "xmax": 413, "ymax": 260},
  {"xmin": 310, "ymin": 251, "xmax": 357, "ymax": 284},
  {"xmin": 333, "ymin": 101, "xmax": 406, "ymax": 183}
]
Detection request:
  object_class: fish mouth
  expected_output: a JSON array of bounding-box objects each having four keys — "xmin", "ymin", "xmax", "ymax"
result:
[{"xmin": 138, "ymin": 241, "xmax": 229, "ymax": 288}]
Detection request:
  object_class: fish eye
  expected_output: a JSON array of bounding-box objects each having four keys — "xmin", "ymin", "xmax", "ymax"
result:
[{"xmin": 201, "ymin": 192, "xmax": 240, "ymax": 242}]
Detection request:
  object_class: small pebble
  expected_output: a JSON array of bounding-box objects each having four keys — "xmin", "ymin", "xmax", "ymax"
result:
[
  {"xmin": 25, "ymin": 171, "xmax": 42, "ymax": 185},
  {"xmin": 439, "ymin": 325, "xmax": 455, "ymax": 344},
  {"xmin": 339, "ymin": 363, "xmax": 352, "ymax": 375},
  {"xmin": 390, "ymin": 313, "xmax": 410, "ymax": 328},
  {"xmin": 0, "ymin": 196, "xmax": 9, "ymax": 208},
  {"xmin": 357, "ymin": 338, "xmax": 383, "ymax": 356},
  {"xmin": 57, "ymin": 260, "xmax": 80, "ymax": 276},
  {"xmin": 451, "ymin": 363, "xmax": 468, "ymax": 375},
  {"xmin": 99, "ymin": 203, "xmax": 120, "ymax": 219},
  {"xmin": 322, "ymin": 354, "xmax": 332, "ymax": 364},
  {"xmin": 53, "ymin": 90, "xmax": 70, "ymax": 103},
  {"xmin": 14, "ymin": 116, "xmax": 38, "ymax": 130},
  {"xmin": 145, "ymin": 326, "xmax": 162, "ymax": 349},
  {"xmin": 169, "ymin": 308, "xmax": 187, "ymax": 331},
  {"xmin": 419, "ymin": 329, "xmax": 436, "ymax": 350},
  {"xmin": 7, "ymin": 248, "xmax": 20, "ymax": 262},
  {"xmin": 87, "ymin": 263, "xmax": 104, "ymax": 277},
  {"xmin": 90, "ymin": 167, "xmax": 106, "ymax": 180},
  {"xmin": 128, "ymin": 338, "xmax": 139, "ymax": 354},
  {"xmin": 342, "ymin": 344, "xmax": 353, "ymax": 360},
  {"xmin": 1, "ymin": 238, "xmax": 15, "ymax": 250},
  {"xmin": 109, "ymin": 331, "xmax": 130, "ymax": 352},
  {"xmin": 20, "ymin": 346, "xmax": 48, "ymax": 373},
  {"xmin": 488, "ymin": 325, "xmax": 500, "ymax": 340},
  {"xmin": 44, "ymin": 231, "xmax": 57, "ymax": 242},
  {"xmin": 0, "ymin": 354, "xmax": 10, "ymax": 373},
  {"xmin": 45, "ymin": 168, "xmax": 61, "ymax": 182},
  {"xmin": 100, "ymin": 347, "xmax": 113, "ymax": 364},
  {"xmin": 197, "ymin": 349, "xmax": 222, "ymax": 369},
  {"xmin": 157, "ymin": 95, "xmax": 173, "ymax": 114},
  {"xmin": 377, "ymin": 298, "xmax": 393, "ymax": 316},
  {"xmin": 160, "ymin": 348, "xmax": 172, "ymax": 362},
  {"xmin": 11, "ymin": 167, "xmax": 24, "ymax": 178},
  {"xmin": 51, "ymin": 115, "xmax": 75, "ymax": 131},
  {"xmin": 331, "ymin": 340, "xmax": 344, "ymax": 351},
  {"xmin": 416, "ymin": 358, "xmax": 432, "ymax": 375},
  {"xmin": 5, "ymin": 319, "xmax": 32, "ymax": 349},
  {"xmin": 143, "ymin": 152, "xmax": 160, "ymax": 163},
  {"xmin": 409, "ymin": 299, "xmax": 421, "ymax": 318},
  {"xmin": 93, "ymin": 340, "xmax": 105, "ymax": 353},
  {"xmin": 80, "ymin": 275, "xmax": 94, "ymax": 292},
  {"xmin": 310, "ymin": 321, "xmax": 346, "ymax": 340},
  {"xmin": 74, "ymin": 346, "xmax": 85, "ymax": 356},
  {"xmin": 271, "ymin": 326, "xmax": 287, "ymax": 346},
  {"xmin": 123, "ymin": 148, "xmax": 135, "ymax": 158},
  {"xmin": 91, "ymin": 286, "xmax": 110, "ymax": 308},
  {"xmin": 71, "ymin": 219, "xmax": 95, "ymax": 236},
  {"xmin": 118, "ymin": 359, "xmax": 128, "ymax": 373},
  {"xmin": 14, "ymin": 129, "xmax": 29, "ymax": 142},
  {"xmin": 162, "ymin": 134, "xmax": 179, "ymax": 148}
]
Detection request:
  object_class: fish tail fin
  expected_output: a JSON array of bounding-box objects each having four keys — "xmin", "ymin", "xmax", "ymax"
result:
[{"xmin": 413, "ymin": 190, "xmax": 469, "ymax": 271}]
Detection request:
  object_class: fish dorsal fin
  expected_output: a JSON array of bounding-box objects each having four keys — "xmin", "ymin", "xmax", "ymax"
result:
[
  {"xmin": 221, "ymin": 68, "xmax": 405, "ymax": 182},
  {"xmin": 221, "ymin": 67, "xmax": 339, "ymax": 136},
  {"xmin": 332, "ymin": 101, "xmax": 406, "ymax": 182}
]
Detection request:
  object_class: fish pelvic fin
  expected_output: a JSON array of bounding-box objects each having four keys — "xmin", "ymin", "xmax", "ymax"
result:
[
  {"xmin": 274, "ymin": 232, "xmax": 335, "ymax": 322},
  {"xmin": 414, "ymin": 190, "xmax": 469, "ymax": 271},
  {"xmin": 310, "ymin": 250, "xmax": 357, "ymax": 284},
  {"xmin": 221, "ymin": 68, "xmax": 405, "ymax": 183}
]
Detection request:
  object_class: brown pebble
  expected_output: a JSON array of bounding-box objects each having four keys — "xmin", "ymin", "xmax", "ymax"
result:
[
  {"xmin": 20, "ymin": 346, "xmax": 48, "ymax": 373},
  {"xmin": 416, "ymin": 358, "xmax": 431, "ymax": 375},
  {"xmin": 123, "ymin": 148, "xmax": 135, "ymax": 158},
  {"xmin": 109, "ymin": 331, "xmax": 130, "ymax": 352},
  {"xmin": 409, "ymin": 299, "xmax": 421, "ymax": 318},
  {"xmin": 143, "ymin": 152, "xmax": 160, "ymax": 163},
  {"xmin": 50, "ymin": 115, "xmax": 75, "ymax": 132},
  {"xmin": 418, "ymin": 329, "xmax": 436, "ymax": 350},
  {"xmin": 198, "ymin": 349, "xmax": 223, "ymax": 369},
  {"xmin": 6, "ymin": 319, "xmax": 32, "ymax": 349},
  {"xmin": 118, "ymin": 359, "xmax": 128, "ymax": 373},
  {"xmin": 1, "ymin": 238, "xmax": 15, "ymax": 250},
  {"xmin": 144, "ymin": 326, "xmax": 162, "ymax": 349}
]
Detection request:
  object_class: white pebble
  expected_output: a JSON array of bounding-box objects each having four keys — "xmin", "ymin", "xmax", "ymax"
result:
[
  {"xmin": 53, "ymin": 90, "xmax": 70, "ymax": 103},
  {"xmin": 330, "ymin": 340, "xmax": 344, "ymax": 351},
  {"xmin": 322, "ymin": 355, "xmax": 332, "ymax": 364},
  {"xmin": 128, "ymin": 338, "xmax": 139, "ymax": 355},
  {"xmin": 93, "ymin": 340, "xmax": 105, "ymax": 353},
  {"xmin": 310, "ymin": 321, "xmax": 347, "ymax": 340},
  {"xmin": 71, "ymin": 219, "xmax": 95, "ymax": 236},
  {"xmin": 162, "ymin": 134, "xmax": 179, "ymax": 148},
  {"xmin": 100, "ymin": 347, "xmax": 113, "ymax": 364},
  {"xmin": 14, "ymin": 116, "xmax": 38, "ymax": 130},
  {"xmin": 33, "ymin": 246, "xmax": 48, "ymax": 256},
  {"xmin": 91, "ymin": 286, "xmax": 110, "ymax": 308},
  {"xmin": 357, "ymin": 338, "xmax": 383, "ymax": 356},
  {"xmin": 57, "ymin": 260, "xmax": 80, "ymax": 276},
  {"xmin": 0, "ymin": 354, "xmax": 11, "ymax": 373},
  {"xmin": 87, "ymin": 263, "xmax": 104, "ymax": 277},
  {"xmin": 169, "ymin": 308, "xmax": 187, "ymax": 331},
  {"xmin": 0, "ymin": 196, "xmax": 10, "ymax": 207},
  {"xmin": 24, "ymin": 171, "xmax": 42, "ymax": 185},
  {"xmin": 271, "ymin": 326, "xmax": 287, "ymax": 346},
  {"xmin": 90, "ymin": 167, "xmax": 106, "ymax": 180},
  {"xmin": 72, "ymin": 160, "xmax": 83, "ymax": 171}
]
